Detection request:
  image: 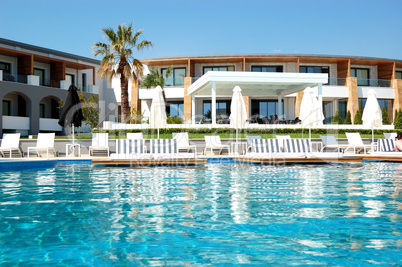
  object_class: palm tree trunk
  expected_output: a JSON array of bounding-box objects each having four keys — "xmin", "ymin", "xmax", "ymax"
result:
[{"xmin": 120, "ymin": 73, "xmax": 129, "ymax": 123}]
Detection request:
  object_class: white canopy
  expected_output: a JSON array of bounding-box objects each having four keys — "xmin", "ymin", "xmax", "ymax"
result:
[{"xmin": 188, "ymin": 71, "xmax": 328, "ymax": 125}]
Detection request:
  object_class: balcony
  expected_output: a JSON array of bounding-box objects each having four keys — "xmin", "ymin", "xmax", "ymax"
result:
[
  {"xmin": 39, "ymin": 118, "xmax": 62, "ymax": 131},
  {"xmin": 2, "ymin": 116, "xmax": 30, "ymax": 130}
]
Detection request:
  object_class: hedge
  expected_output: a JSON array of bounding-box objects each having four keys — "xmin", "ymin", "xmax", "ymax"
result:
[{"xmin": 93, "ymin": 128, "xmax": 396, "ymax": 136}]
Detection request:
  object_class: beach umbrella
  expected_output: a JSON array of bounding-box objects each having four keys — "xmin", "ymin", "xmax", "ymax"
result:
[
  {"xmin": 58, "ymin": 84, "xmax": 83, "ymax": 146},
  {"xmin": 229, "ymin": 86, "xmax": 247, "ymax": 154},
  {"xmin": 299, "ymin": 87, "xmax": 325, "ymax": 140},
  {"xmin": 150, "ymin": 86, "xmax": 167, "ymax": 139},
  {"xmin": 362, "ymin": 89, "xmax": 382, "ymax": 143}
]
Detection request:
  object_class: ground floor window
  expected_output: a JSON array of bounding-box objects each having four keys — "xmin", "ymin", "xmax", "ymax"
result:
[
  {"xmin": 167, "ymin": 101, "xmax": 184, "ymax": 118},
  {"xmin": 251, "ymin": 100, "xmax": 283, "ymax": 120},
  {"xmin": 323, "ymin": 101, "xmax": 333, "ymax": 124},
  {"xmin": 203, "ymin": 100, "xmax": 231, "ymax": 120},
  {"xmin": 39, "ymin": 104, "xmax": 45, "ymax": 118},
  {"xmin": 359, "ymin": 98, "xmax": 392, "ymax": 112},
  {"xmin": 2, "ymin": 100, "xmax": 10, "ymax": 116},
  {"xmin": 338, "ymin": 99, "xmax": 348, "ymax": 121}
]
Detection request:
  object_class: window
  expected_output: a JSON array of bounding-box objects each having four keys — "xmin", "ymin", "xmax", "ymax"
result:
[
  {"xmin": 359, "ymin": 98, "xmax": 392, "ymax": 112},
  {"xmin": 65, "ymin": 74, "xmax": 75, "ymax": 86},
  {"xmin": 338, "ymin": 99, "xmax": 348, "ymax": 121},
  {"xmin": 40, "ymin": 104, "xmax": 45, "ymax": 118},
  {"xmin": 0, "ymin": 61, "xmax": 11, "ymax": 73},
  {"xmin": 251, "ymin": 100, "xmax": 283, "ymax": 119},
  {"xmin": 351, "ymin": 68, "xmax": 370, "ymax": 86},
  {"xmin": 2, "ymin": 100, "xmax": 10, "ymax": 116},
  {"xmin": 299, "ymin": 66, "xmax": 329, "ymax": 74},
  {"xmin": 82, "ymin": 73, "xmax": 87, "ymax": 92},
  {"xmin": 162, "ymin": 68, "xmax": 186, "ymax": 86},
  {"xmin": 203, "ymin": 100, "xmax": 231, "ymax": 119},
  {"xmin": 251, "ymin": 66, "xmax": 283, "ymax": 72},
  {"xmin": 203, "ymin": 66, "xmax": 235, "ymax": 74},
  {"xmin": 0, "ymin": 61, "xmax": 14, "ymax": 81},
  {"xmin": 396, "ymin": 71, "xmax": 402, "ymax": 80},
  {"xmin": 167, "ymin": 101, "xmax": 184, "ymax": 118},
  {"xmin": 322, "ymin": 101, "xmax": 333, "ymax": 124},
  {"xmin": 300, "ymin": 66, "xmax": 330, "ymax": 84},
  {"xmin": 34, "ymin": 68, "xmax": 45, "ymax": 86}
]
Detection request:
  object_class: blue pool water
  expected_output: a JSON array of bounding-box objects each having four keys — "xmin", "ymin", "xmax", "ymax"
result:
[{"xmin": 0, "ymin": 162, "xmax": 401, "ymax": 266}]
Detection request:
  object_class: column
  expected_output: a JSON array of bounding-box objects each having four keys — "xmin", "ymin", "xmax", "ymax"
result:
[
  {"xmin": 346, "ymin": 77, "xmax": 358, "ymax": 123},
  {"xmin": 295, "ymin": 91, "xmax": 304, "ymax": 118},
  {"xmin": 278, "ymin": 94, "xmax": 283, "ymax": 120},
  {"xmin": 318, "ymin": 83, "xmax": 323, "ymax": 108},
  {"xmin": 192, "ymin": 95, "xmax": 195, "ymax": 124},
  {"xmin": 130, "ymin": 79, "xmax": 140, "ymax": 113},
  {"xmin": 184, "ymin": 77, "xmax": 193, "ymax": 121},
  {"xmin": 392, "ymin": 79, "xmax": 402, "ymax": 121},
  {"xmin": 212, "ymin": 82, "xmax": 216, "ymax": 126}
]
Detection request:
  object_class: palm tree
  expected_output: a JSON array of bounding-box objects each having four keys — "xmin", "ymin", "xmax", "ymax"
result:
[{"xmin": 93, "ymin": 23, "xmax": 153, "ymax": 123}]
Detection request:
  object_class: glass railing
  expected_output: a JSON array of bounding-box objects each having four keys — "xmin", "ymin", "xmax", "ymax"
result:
[
  {"xmin": 163, "ymin": 77, "xmax": 185, "ymax": 87},
  {"xmin": 326, "ymin": 78, "xmax": 346, "ymax": 86},
  {"xmin": 356, "ymin": 79, "xmax": 391, "ymax": 87}
]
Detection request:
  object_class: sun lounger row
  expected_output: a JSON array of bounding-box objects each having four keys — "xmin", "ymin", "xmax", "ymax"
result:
[
  {"xmin": 1, "ymin": 132, "xmax": 398, "ymax": 158},
  {"xmin": 0, "ymin": 133, "xmax": 56, "ymax": 158}
]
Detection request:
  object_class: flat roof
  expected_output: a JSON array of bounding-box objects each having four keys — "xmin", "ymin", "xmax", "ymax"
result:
[
  {"xmin": 0, "ymin": 37, "xmax": 100, "ymax": 65},
  {"xmin": 188, "ymin": 71, "xmax": 329, "ymax": 97},
  {"xmin": 144, "ymin": 53, "xmax": 402, "ymax": 63}
]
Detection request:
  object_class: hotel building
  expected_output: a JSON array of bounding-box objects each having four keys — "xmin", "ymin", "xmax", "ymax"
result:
[
  {"xmin": 0, "ymin": 38, "xmax": 115, "ymax": 136},
  {"xmin": 127, "ymin": 54, "xmax": 402, "ymax": 126}
]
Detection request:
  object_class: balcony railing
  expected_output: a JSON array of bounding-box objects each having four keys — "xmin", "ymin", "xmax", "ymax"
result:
[
  {"xmin": 326, "ymin": 78, "xmax": 346, "ymax": 86},
  {"xmin": 164, "ymin": 77, "xmax": 185, "ymax": 87},
  {"xmin": 355, "ymin": 79, "xmax": 391, "ymax": 87}
]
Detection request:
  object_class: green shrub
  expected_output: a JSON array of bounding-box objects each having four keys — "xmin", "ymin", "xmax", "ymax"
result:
[
  {"xmin": 167, "ymin": 116, "xmax": 184, "ymax": 124},
  {"xmin": 395, "ymin": 109, "xmax": 402, "ymax": 129},
  {"xmin": 382, "ymin": 107, "xmax": 391, "ymax": 125},
  {"xmin": 331, "ymin": 110, "xmax": 343, "ymax": 124},
  {"xmin": 354, "ymin": 109, "xmax": 363, "ymax": 124},
  {"xmin": 343, "ymin": 111, "xmax": 352, "ymax": 124}
]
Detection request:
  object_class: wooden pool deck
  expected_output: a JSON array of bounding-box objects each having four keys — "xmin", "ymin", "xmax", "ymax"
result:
[{"xmin": 91, "ymin": 157, "xmax": 208, "ymax": 167}]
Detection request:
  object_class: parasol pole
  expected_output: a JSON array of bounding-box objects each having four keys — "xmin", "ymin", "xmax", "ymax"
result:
[{"xmin": 372, "ymin": 126, "xmax": 374, "ymax": 144}]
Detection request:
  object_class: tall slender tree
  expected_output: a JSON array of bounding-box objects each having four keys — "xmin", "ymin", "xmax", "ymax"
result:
[{"xmin": 93, "ymin": 23, "xmax": 153, "ymax": 123}]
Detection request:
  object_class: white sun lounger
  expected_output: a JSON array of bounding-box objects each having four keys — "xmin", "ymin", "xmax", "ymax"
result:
[
  {"xmin": 320, "ymin": 135, "xmax": 349, "ymax": 152},
  {"xmin": 150, "ymin": 139, "xmax": 194, "ymax": 159},
  {"xmin": 173, "ymin": 132, "xmax": 196, "ymax": 154},
  {"xmin": 0, "ymin": 133, "xmax": 22, "ymax": 158},
  {"xmin": 89, "ymin": 133, "xmax": 110, "ymax": 156},
  {"xmin": 246, "ymin": 135, "xmax": 261, "ymax": 152},
  {"xmin": 276, "ymin": 135, "xmax": 291, "ymax": 151},
  {"xmin": 27, "ymin": 133, "xmax": 56, "ymax": 158},
  {"xmin": 110, "ymin": 139, "xmax": 149, "ymax": 159},
  {"xmin": 376, "ymin": 138, "xmax": 395, "ymax": 152},
  {"xmin": 345, "ymin": 133, "xmax": 376, "ymax": 154},
  {"xmin": 204, "ymin": 136, "xmax": 230, "ymax": 155}
]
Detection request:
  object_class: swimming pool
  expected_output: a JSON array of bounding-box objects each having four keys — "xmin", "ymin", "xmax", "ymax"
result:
[{"xmin": 0, "ymin": 162, "xmax": 401, "ymax": 265}]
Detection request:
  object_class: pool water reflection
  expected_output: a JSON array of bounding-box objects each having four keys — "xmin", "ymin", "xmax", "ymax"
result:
[{"xmin": 0, "ymin": 162, "xmax": 401, "ymax": 265}]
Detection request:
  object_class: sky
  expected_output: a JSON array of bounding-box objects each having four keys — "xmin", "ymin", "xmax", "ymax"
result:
[{"xmin": 1, "ymin": 0, "xmax": 402, "ymax": 61}]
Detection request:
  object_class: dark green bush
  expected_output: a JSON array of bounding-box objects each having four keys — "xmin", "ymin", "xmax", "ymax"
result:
[
  {"xmin": 343, "ymin": 111, "xmax": 352, "ymax": 124},
  {"xmin": 354, "ymin": 109, "xmax": 363, "ymax": 124},
  {"xmin": 331, "ymin": 110, "xmax": 343, "ymax": 124},
  {"xmin": 382, "ymin": 107, "xmax": 391, "ymax": 125}
]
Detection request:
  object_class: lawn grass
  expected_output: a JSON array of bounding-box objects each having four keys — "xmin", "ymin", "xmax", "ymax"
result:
[{"xmin": 30, "ymin": 132, "xmax": 385, "ymax": 140}]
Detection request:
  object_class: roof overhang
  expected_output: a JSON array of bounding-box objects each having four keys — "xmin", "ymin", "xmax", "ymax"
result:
[{"xmin": 188, "ymin": 71, "xmax": 329, "ymax": 97}]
